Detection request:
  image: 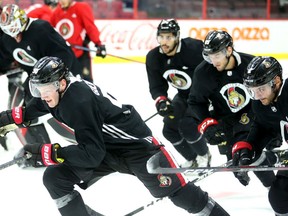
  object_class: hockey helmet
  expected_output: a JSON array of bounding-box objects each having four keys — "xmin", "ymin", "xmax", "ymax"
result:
[
  {"xmin": 29, "ymin": 56, "xmax": 70, "ymax": 98},
  {"xmin": 244, "ymin": 56, "xmax": 282, "ymax": 88},
  {"xmin": 44, "ymin": 0, "xmax": 59, "ymax": 7},
  {"xmin": 0, "ymin": 4, "xmax": 28, "ymax": 38},
  {"xmin": 157, "ymin": 19, "xmax": 180, "ymax": 37},
  {"xmin": 203, "ymin": 30, "xmax": 233, "ymax": 55}
]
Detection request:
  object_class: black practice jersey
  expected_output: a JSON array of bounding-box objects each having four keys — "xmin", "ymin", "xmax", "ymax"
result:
[
  {"xmin": 188, "ymin": 52, "xmax": 254, "ymax": 121},
  {"xmin": 146, "ymin": 37, "xmax": 203, "ymax": 99},
  {"xmin": 25, "ymin": 77, "xmax": 152, "ymax": 168},
  {"xmin": 247, "ymin": 79, "xmax": 288, "ymax": 145},
  {"xmin": 0, "ymin": 18, "xmax": 80, "ymax": 75}
]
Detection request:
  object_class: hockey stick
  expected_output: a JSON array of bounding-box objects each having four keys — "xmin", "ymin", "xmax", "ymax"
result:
[
  {"xmin": 144, "ymin": 112, "xmax": 158, "ymax": 123},
  {"xmin": 0, "ymin": 153, "xmax": 31, "ymax": 171},
  {"xmin": 71, "ymin": 45, "xmax": 144, "ymax": 64},
  {"xmin": 0, "ymin": 67, "xmax": 25, "ymax": 77},
  {"xmin": 147, "ymin": 152, "xmax": 288, "ymax": 174},
  {"xmin": 123, "ymin": 198, "xmax": 164, "ymax": 216},
  {"xmin": 124, "ymin": 160, "xmax": 231, "ymax": 216}
]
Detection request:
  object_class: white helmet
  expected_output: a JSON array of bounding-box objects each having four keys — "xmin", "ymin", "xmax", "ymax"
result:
[{"xmin": 0, "ymin": 4, "xmax": 28, "ymax": 38}]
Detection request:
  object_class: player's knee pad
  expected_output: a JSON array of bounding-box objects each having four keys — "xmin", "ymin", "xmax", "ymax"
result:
[
  {"xmin": 169, "ymin": 182, "xmax": 208, "ymax": 213},
  {"xmin": 269, "ymin": 176, "xmax": 288, "ymax": 214}
]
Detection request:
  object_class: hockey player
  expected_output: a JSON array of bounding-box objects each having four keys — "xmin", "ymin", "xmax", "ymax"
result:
[
  {"xmin": 0, "ymin": 4, "xmax": 81, "ymax": 148},
  {"xmin": 145, "ymin": 19, "xmax": 211, "ymax": 168},
  {"xmin": 25, "ymin": 0, "xmax": 58, "ymax": 23},
  {"xmin": 233, "ymin": 56, "xmax": 288, "ymax": 215},
  {"xmin": 50, "ymin": 0, "xmax": 106, "ymax": 82},
  {"xmin": 188, "ymin": 30, "xmax": 275, "ymax": 187},
  {"xmin": 0, "ymin": 56, "xmax": 230, "ymax": 216}
]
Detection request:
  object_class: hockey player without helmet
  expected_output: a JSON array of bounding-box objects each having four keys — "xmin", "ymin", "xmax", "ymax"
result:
[
  {"xmin": 29, "ymin": 56, "xmax": 70, "ymax": 98},
  {"xmin": 0, "ymin": 4, "xmax": 28, "ymax": 38},
  {"xmin": 244, "ymin": 56, "xmax": 282, "ymax": 88},
  {"xmin": 157, "ymin": 19, "xmax": 180, "ymax": 37}
]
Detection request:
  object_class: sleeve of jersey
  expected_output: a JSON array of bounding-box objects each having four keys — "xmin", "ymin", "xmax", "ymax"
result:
[
  {"xmin": 24, "ymin": 98, "xmax": 50, "ymax": 121},
  {"xmin": 187, "ymin": 66, "xmax": 211, "ymax": 121},
  {"xmin": 78, "ymin": 3, "xmax": 101, "ymax": 45},
  {"xmin": 57, "ymin": 100, "xmax": 106, "ymax": 168},
  {"xmin": 146, "ymin": 51, "xmax": 169, "ymax": 99}
]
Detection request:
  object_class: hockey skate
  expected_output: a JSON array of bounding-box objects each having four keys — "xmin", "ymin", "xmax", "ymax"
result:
[
  {"xmin": 196, "ymin": 149, "xmax": 212, "ymax": 167},
  {"xmin": 181, "ymin": 150, "xmax": 212, "ymax": 181},
  {"xmin": 85, "ymin": 205, "xmax": 105, "ymax": 216}
]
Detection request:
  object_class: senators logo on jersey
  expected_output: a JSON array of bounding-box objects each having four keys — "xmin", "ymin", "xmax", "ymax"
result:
[
  {"xmin": 220, "ymin": 83, "xmax": 251, "ymax": 113},
  {"xmin": 163, "ymin": 69, "xmax": 192, "ymax": 90}
]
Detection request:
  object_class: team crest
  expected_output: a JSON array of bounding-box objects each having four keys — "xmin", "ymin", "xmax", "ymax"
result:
[
  {"xmin": 157, "ymin": 174, "xmax": 172, "ymax": 187},
  {"xmin": 163, "ymin": 69, "xmax": 191, "ymax": 90},
  {"xmin": 220, "ymin": 83, "xmax": 250, "ymax": 113},
  {"xmin": 263, "ymin": 61, "xmax": 271, "ymax": 68},
  {"xmin": 13, "ymin": 48, "xmax": 37, "ymax": 67},
  {"xmin": 51, "ymin": 63, "xmax": 58, "ymax": 68},
  {"xmin": 239, "ymin": 113, "xmax": 250, "ymax": 125}
]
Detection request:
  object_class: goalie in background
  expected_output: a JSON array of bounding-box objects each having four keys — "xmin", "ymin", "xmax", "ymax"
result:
[
  {"xmin": 0, "ymin": 4, "xmax": 82, "ymax": 153},
  {"xmin": 145, "ymin": 19, "xmax": 211, "ymax": 169},
  {"xmin": 0, "ymin": 56, "xmax": 230, "ymax": 216},
  {"xmin": 233, "ymin": 56, "xmax": 288, "ymax": 216}
]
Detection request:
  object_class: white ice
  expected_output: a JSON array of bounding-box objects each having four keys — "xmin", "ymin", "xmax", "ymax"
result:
[{"xmin": 0, "ymin": 60, "xmax": 287, "ymax": 216}]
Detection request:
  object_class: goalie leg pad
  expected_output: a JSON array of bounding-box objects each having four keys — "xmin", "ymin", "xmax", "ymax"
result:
[{"xmin": 269, "ymin": 176, "xmax": 288, "ymax": 215}]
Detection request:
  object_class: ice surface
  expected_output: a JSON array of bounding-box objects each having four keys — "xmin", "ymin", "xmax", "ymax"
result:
[{"xmin": 0, "ymin": 60, "xmax": 287, "ymax": 215}]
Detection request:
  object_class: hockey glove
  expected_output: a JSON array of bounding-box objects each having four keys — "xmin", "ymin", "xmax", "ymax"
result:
[
  {"xmin": 23, "ymin": 143, "xmax": 64, "ymax": 167},
  {"xmin": 0, "ymin": 107, "xmax": 30, "ymax": 137},
  {"xmin": 95, "ymin": 44, "xmax": 106, "ymax": 58},
  {"xmin": 155, "ymin": 96, "xmax": 174, "ymax": 117},
  {"xmin": 232, "ymin": 141, "xmax": 254, "ymax": 166},
  {"xmin": 198, "ymin": 118, "xmax": 225, "ymax": 145},
  {"xmin": 232, "ymin": 141, "xmax": 254, "ymax": 186}
]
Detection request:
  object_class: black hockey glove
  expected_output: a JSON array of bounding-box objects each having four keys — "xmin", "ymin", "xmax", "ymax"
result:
[
  {"xmin": 198, "ymin": 118, "xmax": 225, "ymax": 145},
  {"xmin": 155, "ymin": 96, "xmax": 174, "ymax": 117},
  {"xmin": 21, "ymin": 143, "xmax": 64, "ymax": 167},
  {"xmin": 232, "ymin": 141, "xmax": 254, "ymax": 186},
  {"xmin": 0, "ymin": 107, "xmax": 30, "ymax": 137},
  {"xmin": 232, "ymin": 141, "xmax": 254, "ymax": 165},
  {"xmin": 95, "ymin": 44, "xmax": 106, "ymax": 58}
]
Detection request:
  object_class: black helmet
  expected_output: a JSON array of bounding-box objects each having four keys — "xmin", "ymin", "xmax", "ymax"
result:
[
  {"xmin": 29, "ymin": 56, "xmax": 70, "ymax": 98},
  {"xmin": 30, "ymin": 56, "xmax": 69, "ymax": 84},
  {"xmin": 157, "ymin": 19, "xmax": 180, "ymax": 37},
  {"xmin": 203, "ymin": 30, "xmax": 233, "ymax": 55},
  {"xmin": 244, "ymin": 56, "xmax": 282, "ymax": 87},
  {"xmin": 44, "ymin": 0, "xmax": 58, "ymax": 7}
]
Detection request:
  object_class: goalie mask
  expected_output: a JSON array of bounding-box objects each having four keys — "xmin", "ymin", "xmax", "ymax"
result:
[
  {"xmin": 0, "ymin": 4, "xmax": 28, "ymax": 38},
  {"xmin": 244, "ymin": 56, "xmax": 282, "ymax": 100},
  {"xmin": 29, "ymin": 56, "xmax": 70, "ymax": 98},
  {"xmin": 202, "ymin": 30, "xmax": 233, "ymax": 64}
]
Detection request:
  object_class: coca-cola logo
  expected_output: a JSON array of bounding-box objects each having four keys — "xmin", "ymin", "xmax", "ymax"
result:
[{"xmin": 99, "ymin": 22, "xmax": 158, "ymax": 51}]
